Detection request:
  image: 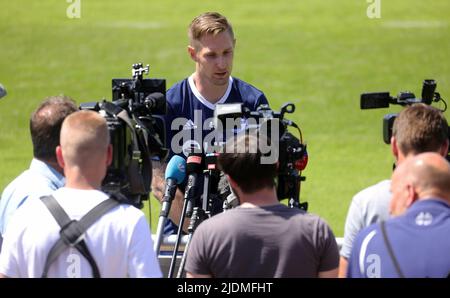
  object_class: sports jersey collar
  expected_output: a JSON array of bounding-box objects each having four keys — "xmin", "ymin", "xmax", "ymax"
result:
[
  {"xmin": 407, "ymin": 198, "xmax": 450, "ymax": 213},
  {"xmin": 188, "ymin": 74, "xmax": 233, "ymax": 110}
]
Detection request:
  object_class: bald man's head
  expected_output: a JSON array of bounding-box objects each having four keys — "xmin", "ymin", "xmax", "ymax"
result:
[
  {"xmin": 59, "ymin": 111, "xmax": 110, "ymax": 169},
  {"xmin": 390, "ymin": 152, "xmax": 450, "ymax": 216}
]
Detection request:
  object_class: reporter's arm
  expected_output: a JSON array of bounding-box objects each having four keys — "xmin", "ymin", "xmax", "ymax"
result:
[
  {"xmin": 339, "ymin": 195, "xmax": 364, "ymax": 277},
  {"xmin": 338, "ymin": 257, "xmax": 349, "ymax": 278}
]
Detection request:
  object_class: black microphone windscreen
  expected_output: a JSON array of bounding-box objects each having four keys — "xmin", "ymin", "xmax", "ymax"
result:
[
  {"xmin": 186, "ymin": 154, "xmax": 203, "ymax": 174},
  {"xmin": 145, "ymin": 92, "xmax": 166, "ymax": 113}
]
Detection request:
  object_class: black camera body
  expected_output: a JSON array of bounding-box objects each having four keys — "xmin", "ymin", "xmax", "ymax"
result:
[
  {"xmin": 80, "ymin": 63, "xmax": 168, "ymax": 208},
  {"xmin": 214, "ymin": 102, "xmax": 308, "ymax": 210},
  {"xmin": 360, "ymin": 79, "xmax": 449, "ymax": 161}
]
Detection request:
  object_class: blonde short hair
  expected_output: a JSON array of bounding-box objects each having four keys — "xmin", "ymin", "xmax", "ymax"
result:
[{"xmin": 188, "ymin": 12, "xmax": 234, "ymax": 45}]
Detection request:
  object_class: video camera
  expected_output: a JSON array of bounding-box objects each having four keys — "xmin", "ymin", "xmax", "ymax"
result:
[
  {"xmin": 165, "ymin": 102, "xmax": 309, "ymax": 277},
  {"xmin": 80, "ymin": 63, "xmax": 168, "ymax": 208},
  {"xmin": 214, "ymin": 102, "xmax": 309, "ymax": 210},
  {"xmin": 360, "ymin": 79, "xmax": 449, "ymax": 161}
]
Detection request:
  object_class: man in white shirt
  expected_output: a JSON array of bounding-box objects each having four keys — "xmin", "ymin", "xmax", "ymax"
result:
[
  {"xmin": 0, "ymin": 96, "xmax": 78, "ymax": 248},
  {"xmin": 0, "ymin": 110, "xmax": 162, "ymax": 278}
]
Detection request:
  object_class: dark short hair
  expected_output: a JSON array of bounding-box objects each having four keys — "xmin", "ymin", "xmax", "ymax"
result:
[
  {"xmin": 393, "ymin": 103, "xmax": 448, "ymax": 155},
  {"xmin": 30, "ymin": 96, "xmax": 78, "ymax": 161},
  {"xmin": 218, "ymin": 134, "xmax": 277, "ymax": 194}
]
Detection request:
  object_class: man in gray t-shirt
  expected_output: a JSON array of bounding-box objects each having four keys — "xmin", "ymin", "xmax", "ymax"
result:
[{"xmin": 185, "ymin": 134, "xmax": 339, "ymax": 278}]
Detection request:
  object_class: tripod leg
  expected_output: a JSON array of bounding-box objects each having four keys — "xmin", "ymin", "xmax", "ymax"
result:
[
  {"xmin": 176, "ymin": 233, "xmax": 192, "ymax": 278},
  {"xmin": 154, "ymin": 215, "xmax": 167, "ymax": 255},
  {"xmin": 176, "ymin": 207, "xmax": 208, "ymax": 278},
  {"xmin": 167, "ymin": 197, "xmax": 189, "ymax": 278}
]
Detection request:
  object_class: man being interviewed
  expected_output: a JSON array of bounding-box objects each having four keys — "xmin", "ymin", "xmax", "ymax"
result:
[{"xmin": 152, "ymin": 12, "xmax": 269, "ymax": 234}]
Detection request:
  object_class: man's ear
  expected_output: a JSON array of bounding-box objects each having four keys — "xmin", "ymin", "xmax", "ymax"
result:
[
  {"xmin": 405, "ymin": 183, "xmax": 418, "ymax": 208},
  {"xmin": 439, "ymin": 138, "xmax": 449, "ymax": 157},
  {"xmin": 188, "ymin": 45, "xmax": 197, "ymax": 62},
  {"xmin": 391, "ymin": 137, "xmax": 399, "ymax": 160},
  {"xmin": 56, "ymin": 146, "xmax": 65, "ymax": 169},
  {"xmin": 106, "ymin": 144, "xmax": 113, "ymax": 166}
]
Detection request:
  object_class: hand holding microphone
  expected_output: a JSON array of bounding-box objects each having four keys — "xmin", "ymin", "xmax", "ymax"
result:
[{"xmin": 159, "ymin": 155, "xmax": 187, "ymax": 218}]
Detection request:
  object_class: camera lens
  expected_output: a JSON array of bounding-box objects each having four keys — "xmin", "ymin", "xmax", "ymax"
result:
[{"xmin": 422, "ymin": 79, "xmax": 436, "ymax": 105}]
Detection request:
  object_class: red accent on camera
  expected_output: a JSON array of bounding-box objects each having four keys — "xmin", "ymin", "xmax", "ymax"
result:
[{"xmin": 295, "ymin": 154, "xmax": 308, "ymax": 171}]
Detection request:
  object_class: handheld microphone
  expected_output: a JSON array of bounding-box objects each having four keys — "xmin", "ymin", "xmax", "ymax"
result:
[
  {"xmin": 184, "ymin": 153, "xmax": 204, "ymax": 218},
  {"xmin": 160, "ymin": 155, "xmax": 186, "ymax": 218},
  {"xmin": 202, "ymin": 153, "xmax": 221, "ymax": 214},
  {"xmin": 144, "ymin": 92, "xmax": 166, "ymax": 115}
]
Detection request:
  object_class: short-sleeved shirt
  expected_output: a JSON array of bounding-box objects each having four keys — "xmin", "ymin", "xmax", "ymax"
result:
[
  {"xmin": 347, "ymin": 199, "xmax": 450, "ymax": 278},
  {"xmin": 0, "ymin": 187, "xmax": 162, "ymax": 278},
  {"xmin": 0, "ymin": 159, "xmax": 65, "ymax": 237},
  {"xmin": 341, "ymin": 180, "xmax": 391, "ymax": 259},
  {"xmin": 164, "ymin": 75, "xmax": 268, "ymax": 158},
  {"xmin": 185, "ymin": 204, "xmax": 339, "ymax": 277}
]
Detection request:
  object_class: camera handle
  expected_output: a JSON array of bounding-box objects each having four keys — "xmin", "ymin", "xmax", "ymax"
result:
[{"xmin": 131, "ymin": 63, "xmax": 149, "ymax": 81}]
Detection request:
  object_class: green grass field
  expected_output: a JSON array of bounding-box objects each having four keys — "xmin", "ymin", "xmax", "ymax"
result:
[{"xmin": 1, "ymin": 0, "xmax": 449, "ymax": 236}]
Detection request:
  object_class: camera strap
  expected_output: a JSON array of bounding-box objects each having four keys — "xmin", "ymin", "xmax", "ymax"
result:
[
  {"xmin": 117, "ymin": 109, "xmax": 149, "ymax": 195},
  {"xmin": 102, "ymin": 101, "xmax": 147, "ymax": 195},
  {"xmin": 380, "ymin": 220, "xmax": 405, "ymax": 278},
  {"xmin": 40, "ymin": 195, "xmax": 120, "ymax": 278}
]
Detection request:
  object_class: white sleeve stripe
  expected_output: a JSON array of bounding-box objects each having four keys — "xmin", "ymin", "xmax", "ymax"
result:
[{"xmin": 359, "ymin": 230, "xmax": 377, "ymax": 276}]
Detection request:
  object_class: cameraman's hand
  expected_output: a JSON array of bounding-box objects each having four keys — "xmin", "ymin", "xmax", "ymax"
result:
[
  {"xmin": 151, "ymin": 161, "xmax": 166, "ymax": 201},
  {"xmin": 152, "ymin": 161, "xmax": 190, "ymax": 233}
]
